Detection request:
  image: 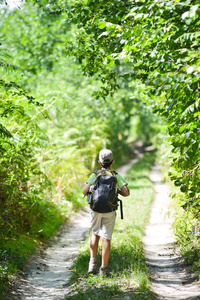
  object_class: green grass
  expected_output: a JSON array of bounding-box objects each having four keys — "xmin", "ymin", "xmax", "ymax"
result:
[
  {"xmin": 0, "ymin": 196, "xmax": 66, "ymax": 298},
  {"xmin": 66, "ymin": 152, "xmax": 157, "ymax": 299}
]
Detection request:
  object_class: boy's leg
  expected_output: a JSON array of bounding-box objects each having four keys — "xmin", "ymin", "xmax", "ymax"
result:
[
  {"xmin": 88, "ymin": 233, "xmax": 100, "ymax": 274},
  {"xmin": 102, "ymin": 237, "xmax": 111, "ymax": 266},
  {"xmin": 90, "ymin": 233, "xmax": 100, "ymax": 258},
  {"xmin": 100, "ymin": 238, "xmax": 111, "ymax": 277}
]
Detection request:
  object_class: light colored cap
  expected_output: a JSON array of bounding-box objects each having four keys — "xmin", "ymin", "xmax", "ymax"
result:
[{"xmin": 99, "ymin": 149, "xmax": 113, "ymax": 164}]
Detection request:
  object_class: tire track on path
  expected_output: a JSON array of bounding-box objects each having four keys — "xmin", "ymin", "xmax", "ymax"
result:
[{"xmin": 143, "ymin": 163, "xmax": 200, "ymax": 300}]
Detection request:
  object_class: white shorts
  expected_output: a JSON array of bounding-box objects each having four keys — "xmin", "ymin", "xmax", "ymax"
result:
[{"xmin": 90, "ymin": 209, "xmax": 116, "ymax": 240}]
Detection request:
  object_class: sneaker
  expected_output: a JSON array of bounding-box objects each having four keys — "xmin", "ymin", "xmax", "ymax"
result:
[
  {"xmin": 99, "ymin": 266, "xmax": 110, "ymax": 277},
  {"xmin": 88, "ymin": 260, "xmax": 97, "ymax": 275}
]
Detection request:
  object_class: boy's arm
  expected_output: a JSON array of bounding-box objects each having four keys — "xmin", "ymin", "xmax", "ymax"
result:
[
  {"xmin": 83, "ymin": 173, "xmax": 95, "ymax": 196},
  {"xmin": 118, "ymin": 185, "xmax": 130, "ymax": 197},
  {"xmin": 116, "ymin": 173, "xmax": 130, "ymax": 197},
  {"xmin": 83, "ymin": 183, "xmax": 92, "ymax": 196}
]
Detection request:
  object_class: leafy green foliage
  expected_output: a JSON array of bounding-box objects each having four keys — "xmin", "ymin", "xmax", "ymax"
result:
[
  {"xmin": 173, "ymin": 208, "xmax": 200, "ymax": 266},
  {"xmin": 65, "ymin": 0, "xmax": 200, "ymax": 217},
  {"xmin": 0, "ymin": 79, "xmax": 66, "ymax": 297}
]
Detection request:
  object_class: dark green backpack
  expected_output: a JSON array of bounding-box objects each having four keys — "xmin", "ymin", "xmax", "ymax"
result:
[{"xmin": 90, "ymin": 169, "xmax": 118, "ymax": 213}]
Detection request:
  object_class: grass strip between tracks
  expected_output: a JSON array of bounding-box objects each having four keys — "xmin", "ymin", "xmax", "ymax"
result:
[{"xmin": 66, "ymin": 151, "xmax": 157, "ymax": 300}]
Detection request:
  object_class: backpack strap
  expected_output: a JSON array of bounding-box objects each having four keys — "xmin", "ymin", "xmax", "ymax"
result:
[
  {"xmin": 111, "ymin": 170, "xmax": 118, "ymax": 176},
  {"xmin": 93, "ymin": 169, "xmax": 118, "ymax": 176}
]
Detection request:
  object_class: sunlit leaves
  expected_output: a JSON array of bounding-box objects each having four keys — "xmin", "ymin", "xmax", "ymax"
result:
[{"xmin": 66, "ymin": 0, "xmax": 200, "ymax": 217}]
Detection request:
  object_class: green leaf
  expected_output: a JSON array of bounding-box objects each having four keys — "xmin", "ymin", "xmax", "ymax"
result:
[
  {"xmin": 153, "ymin": 78, "xmax": 160, "ymax": 85},
  {"xmin": 179, "ymin": 124, "xmax": 187, "ymax": 133},
  {"xmin": 194, "ymin": 112, "xmax": 200, "ymax": 118},
  {"xmin": 163, "ymin": 85, "xmax": 171, "ymax": 90},
  {"xmin": 98, "ymin": 21, "xmax": 106, "ymax": 29}
]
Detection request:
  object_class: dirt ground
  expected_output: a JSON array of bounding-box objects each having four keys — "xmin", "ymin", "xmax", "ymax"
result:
[
  {"xmin": 5, "ymin": 157, "xmax": 200, "ymax": 300},
  {"xmin": 143, "ymin": 163, "xmax": 200, "ymax": 300}
]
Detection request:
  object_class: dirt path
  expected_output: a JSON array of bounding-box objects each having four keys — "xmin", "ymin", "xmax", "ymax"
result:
[
  {"xmin": 142, "ymin": 163, "xmax": 200, "ymax": 299},
  {"xmin": 6, "ymin": 157, "xmax": 200, "ymax": 300},
  {"xmin": 6, "ymin": 209, "xmax": 91, "ymax": 300}
]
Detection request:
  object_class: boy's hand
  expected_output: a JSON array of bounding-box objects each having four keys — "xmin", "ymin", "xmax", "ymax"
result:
[
  {"xmin": 83, "ymin": 183, "xmax": 92, "ymax": 196},
  {"xmin": 117, "ymin": 188, "xmax": 122, "ymax": 195}
]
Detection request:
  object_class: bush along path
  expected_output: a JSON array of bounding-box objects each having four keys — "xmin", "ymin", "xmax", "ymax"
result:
[{"xmin": 143, "ymin": 164, "xmax": 200, "ymax": 300}]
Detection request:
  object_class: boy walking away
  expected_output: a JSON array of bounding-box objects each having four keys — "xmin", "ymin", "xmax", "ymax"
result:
[{"xmin": 83, "ymin": 149, "xmax": 130, "ymax": 276}]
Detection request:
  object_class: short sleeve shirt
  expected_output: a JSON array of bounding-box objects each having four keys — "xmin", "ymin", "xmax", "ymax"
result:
[{"xmin": 86, "ymin": 170, "xmax": 128, "ymax": 189}]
